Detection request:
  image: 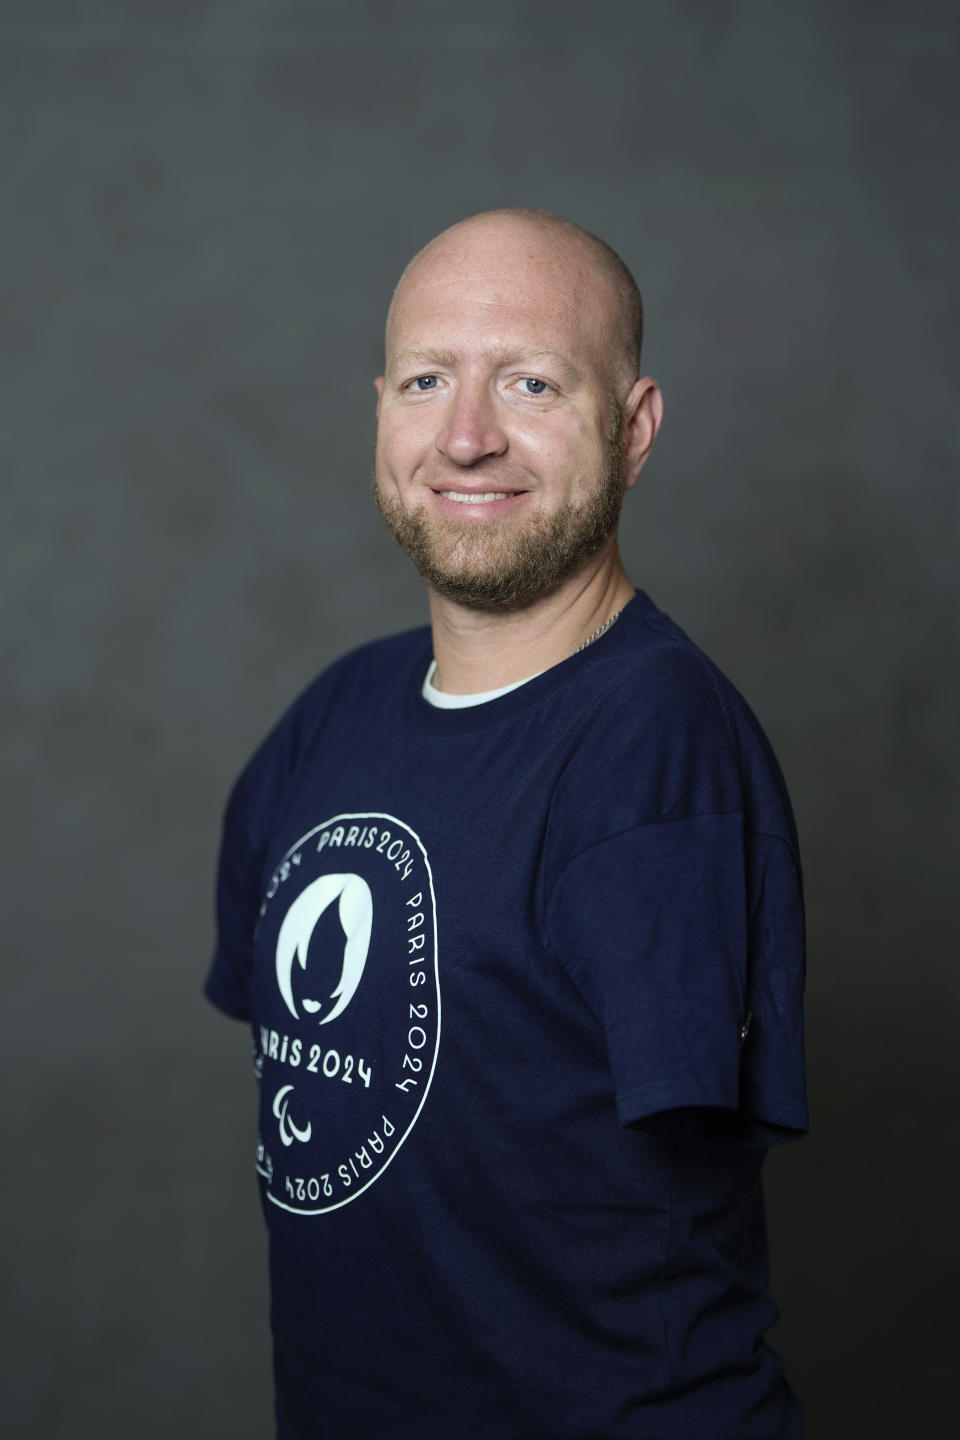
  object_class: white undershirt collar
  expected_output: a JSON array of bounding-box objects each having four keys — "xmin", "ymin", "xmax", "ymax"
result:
[{"xmin": 421, "ymin": 658, "xmax": 545, "ymax": 709}]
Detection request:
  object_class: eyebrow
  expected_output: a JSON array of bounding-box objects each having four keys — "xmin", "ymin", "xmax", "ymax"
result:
[
  {"xmin": 387, "ymin": 345, "xmax": 583, "ymax": 386},
  {"xmin": 388, "ymin": 347, "xmax": 459, "ymax": 376}
]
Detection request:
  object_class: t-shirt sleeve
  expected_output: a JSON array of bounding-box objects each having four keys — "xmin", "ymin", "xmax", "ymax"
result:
[
  {"xmin": 544, "ymin": 812, "xmax": 808, "ymax": 1145},
  {"xmin": 204, "ymin": 714, "xmax": 304, "ymax": 1021},
  {"xmin": 204, "ymin": 667, "xmax": 337, "ymax": 1021},
  {"xmin": 205, "ymin": 770, "xmax": 262, "ymax": 1021}
]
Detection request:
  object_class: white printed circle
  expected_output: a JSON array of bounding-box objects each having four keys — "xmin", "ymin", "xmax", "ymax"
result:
[{"xmin": 252, "ymin": 812, "xmax": 439, "ymax": 1215}]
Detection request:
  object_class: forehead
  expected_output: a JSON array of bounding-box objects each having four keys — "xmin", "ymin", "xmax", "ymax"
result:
[{"xmin": 386, "ymin": 223, "xmax": 617, "ymax": 371}]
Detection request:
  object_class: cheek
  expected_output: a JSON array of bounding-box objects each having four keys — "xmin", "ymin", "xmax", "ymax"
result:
[
  {"xmin": 510, "ymin": 416, "xmax": 575, "ymax": 472},
  {"xmin": 376, "ymin": 413, "xmax": 433, "ymax": 474},
  {"xmin": 525, "ymin": 418, "xmax": 604, "ymax": 493}
]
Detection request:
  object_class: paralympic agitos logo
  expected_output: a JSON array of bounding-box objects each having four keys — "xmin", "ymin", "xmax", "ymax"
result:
[{"xmin": 252, "ymin": 812, "xmax": 440, "ymax": 1216}]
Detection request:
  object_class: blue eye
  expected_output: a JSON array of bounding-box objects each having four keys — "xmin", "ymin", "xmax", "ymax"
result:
[
  {"xmin": 413, "ymin": 375, "xmax": 438, "ymax": 391},
  {"xmin": 522, "ymin": 378, "xmax": 548, "ymax": 395}
]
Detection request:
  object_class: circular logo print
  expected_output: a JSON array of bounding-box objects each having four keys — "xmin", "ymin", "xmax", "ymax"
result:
[{"xmin": 251, "ymin": 811, "xmax": 439, "ymax": 1215}]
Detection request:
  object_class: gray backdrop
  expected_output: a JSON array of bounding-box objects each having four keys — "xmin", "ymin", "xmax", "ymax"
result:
[{"xmin": 3, "ymin": 2, "xmax": 958, "ymax": 1436}]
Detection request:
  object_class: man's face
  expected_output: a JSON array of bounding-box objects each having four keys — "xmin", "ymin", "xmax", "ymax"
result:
[{"xmin": 373, "ymin": 218, "xmax": 631, "ymax": 610}]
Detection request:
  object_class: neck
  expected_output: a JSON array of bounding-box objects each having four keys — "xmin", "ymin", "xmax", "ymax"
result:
[{"xmin": 427, "ymin": 542, "xmax": 635, "ymax": 695}]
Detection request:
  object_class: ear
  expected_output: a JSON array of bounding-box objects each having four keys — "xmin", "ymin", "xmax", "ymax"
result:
[
  {"xmin": 621, "ymin": 377, "xmax": 664, "ymax": 489},
  {"xmin": 374, "ymin": 375, "xmax": 384, "ymax": 416}
]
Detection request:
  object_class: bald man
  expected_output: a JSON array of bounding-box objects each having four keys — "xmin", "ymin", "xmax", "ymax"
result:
[{"xmin": 207, "ymin": 209, "xmax": 807, "ymax": 1439}]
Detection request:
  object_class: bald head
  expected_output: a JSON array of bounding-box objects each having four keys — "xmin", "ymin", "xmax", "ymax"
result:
[{"xmin": 386, "ymin": 208, "xmax": 644, "ymax": 391}]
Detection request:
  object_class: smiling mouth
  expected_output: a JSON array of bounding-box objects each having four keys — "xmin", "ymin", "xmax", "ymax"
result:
[{"xmin": 438, "ymin": 490, "xmax": 516, "ymax": 504}]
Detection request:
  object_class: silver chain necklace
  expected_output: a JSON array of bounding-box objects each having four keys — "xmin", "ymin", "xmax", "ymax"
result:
[{"xmin": 575, "ymin": 608, "xmax": 623, "ymax": 654}]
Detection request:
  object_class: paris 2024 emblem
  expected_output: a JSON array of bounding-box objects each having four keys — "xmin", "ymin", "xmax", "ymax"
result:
[{"xmin": 252, "ymin": 812, "xmax": 439, "ymax": 1215}]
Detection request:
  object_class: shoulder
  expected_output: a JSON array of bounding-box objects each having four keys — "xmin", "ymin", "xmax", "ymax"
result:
[
  {"xmin": 269, "ymin": 623, "xmax": 429, "ymax": 744},
  {"xmin": 224, "ymin": 625, "xmax": 431, "ymax": 844},
  {"xmin": 602, "ymin": 597, "xmax": 747, "ymax": 735},
  {"xmin": 291, "ymin": 625, "xmax": 430, "ymax": 725},
  {"xmin": 546, "ymin": 594, "xmax": 796, "ymax": 852}
]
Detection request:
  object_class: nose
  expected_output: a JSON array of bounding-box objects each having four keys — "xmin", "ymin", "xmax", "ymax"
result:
[{"xmin": 435, "ymin": 378, "xmax": 507, "ymax": 467}]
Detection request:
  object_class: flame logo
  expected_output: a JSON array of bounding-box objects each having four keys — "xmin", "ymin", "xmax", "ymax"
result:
[{"xmin": 275, "ymin": 873, "xmax": 373, "ymax": 1025}]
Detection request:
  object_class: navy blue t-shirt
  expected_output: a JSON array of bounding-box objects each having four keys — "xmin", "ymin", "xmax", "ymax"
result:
[{"xmin": 207, "ymin": 591, "xmax": 807, "ymax": 1439}]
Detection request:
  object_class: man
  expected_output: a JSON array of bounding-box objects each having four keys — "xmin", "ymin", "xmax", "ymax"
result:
[{"xmin": 207, "ymin": 208, "xmax": 807, "ymax": 1439}]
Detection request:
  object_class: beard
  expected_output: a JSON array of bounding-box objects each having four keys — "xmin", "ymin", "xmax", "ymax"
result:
[{"xmin": 373, "ymin": 407, "xmax": 627, "ymax": 613}]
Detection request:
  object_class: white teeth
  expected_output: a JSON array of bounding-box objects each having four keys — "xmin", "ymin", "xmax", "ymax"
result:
[{"xmin": 440, "ymin": 491, "xmax": 510, "ymax": 504}]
